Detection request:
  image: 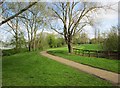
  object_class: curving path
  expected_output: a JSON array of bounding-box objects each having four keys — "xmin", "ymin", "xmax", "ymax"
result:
[{"xmin": 40, "ymin": 51, "xmax": 120, "ymax": 85}]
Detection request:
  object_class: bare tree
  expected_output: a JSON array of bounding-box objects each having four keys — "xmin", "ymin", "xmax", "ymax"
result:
[
  {"xmin": 48, "ymin": 2, "xmax": 112, "ymax": 53},
  {"xmin": 20, "ymin": 13, "xmax": 31, "ymax": 51},
  {"xmin": 7, "ymin": 18, "xmax": 19, "ymax": 51},
  {"xmin": 20, "ymin": 3, "xmax": 47, "ymax": 51},
  {"xmin": 2, "ymin": 2, "xmax": 25, "ymax": 51}
]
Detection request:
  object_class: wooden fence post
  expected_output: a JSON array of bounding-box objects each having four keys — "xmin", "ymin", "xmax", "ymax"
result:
[
  {"xmin": 89, "ymin": 50, "xmax": 90, "ymax": 57},
  {"xmin": 82, "ymin": 50, "xmax": 84, "ymax": 56}
]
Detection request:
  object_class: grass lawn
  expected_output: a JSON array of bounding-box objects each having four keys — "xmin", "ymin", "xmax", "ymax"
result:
[
  {"xmin": 76, "ymin": 44, "xmax": 103, "ymax": 50},
  {"xmin": 2, "ymin": 51, "xmax": 112, "ymax": 86},
  {"xmin": 48, "ymin": 47, "xmax": 119, "ymax": 73}
]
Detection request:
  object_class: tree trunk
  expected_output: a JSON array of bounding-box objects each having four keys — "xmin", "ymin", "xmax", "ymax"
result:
[
  {"xmin": 15, "ymin": 19, "xmax": 19, "ymax": 52},
  {"xmin": 67, "ymin": 36, "xmax": 73, "ymax": 53},
  {"xmin": 26, "ymin": 20, "xmax": 31, "ymax": 51},
  {"xmin": 33, "ymin": 39, "xmax": 36, "ymax": 51},
  {"xmin": 68, "ymin": 42, "xmax": 73, "ymax": 53},
  {"xmin": 33, "ymin": 31, "xmax": 37, "ymax": 51},
  {"xmin": 28, "ymin": 42, "xmax": 31, "ymax": 51},
  {"xmin": 15, "ymin": 35, "xmax": 19, "ymax": 52}
]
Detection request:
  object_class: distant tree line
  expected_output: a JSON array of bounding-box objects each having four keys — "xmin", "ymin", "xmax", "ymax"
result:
[{"xmin": 72, "ymin": 26, "xmax": 118, "ymax": 51}]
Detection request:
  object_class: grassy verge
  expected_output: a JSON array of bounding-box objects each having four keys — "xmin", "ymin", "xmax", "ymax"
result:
[
  {"xmin": 48, "ymin": 47, "xmax": 119, "ymax": 73},
  {"xmin": 3, "ymin": 51, "xmax": 112, "ymax": 86}
]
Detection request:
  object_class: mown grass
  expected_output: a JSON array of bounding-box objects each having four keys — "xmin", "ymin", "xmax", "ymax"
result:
[
  {"xmin": 48, "ymin": 47, "xmax": 119, "ymax": 73},
  {"xmin": 76, "ymin": 44, "xmax": 103, "ymax": 50},
  {"xmin": 2, "ymin": 51, "xmax": 112, "ymax": 86}
]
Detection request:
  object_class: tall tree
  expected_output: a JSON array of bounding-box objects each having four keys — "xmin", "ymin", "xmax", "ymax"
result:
[
  {"xmin": 48, "ymin": 2, "xmax": 112, "ymax": 53},
  {"xmin": 3, "ymin": 2, "xmax": 25, "ymax": 52},
  {"xmin": 20, "ymin": 2, "xmax": 47, "ymax": 51},
  {"xmin": 7, "ymin": 18, "xmax": 19, "ymax": 51}
]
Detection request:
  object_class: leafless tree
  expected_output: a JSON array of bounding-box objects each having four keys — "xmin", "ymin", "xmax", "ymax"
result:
[
  {"xmin": 20, "ymin": 3, "xmax": 47, "ymax": 51},
  {"xmin": 49, "ymin": 2, "xmax": 113, "ymax": 53}
]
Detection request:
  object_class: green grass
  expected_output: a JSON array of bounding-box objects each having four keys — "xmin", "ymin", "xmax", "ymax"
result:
[
  {"xmin": 3, "ymin": 51, "xmax": 112, "ymax": 86},
  {"xmin": 48, "ymin": 47, "xmax": 119, "ymax": 73},
  {"xmin": 76, "ymin": 44, "xmax": 103, "ymax": 50}
]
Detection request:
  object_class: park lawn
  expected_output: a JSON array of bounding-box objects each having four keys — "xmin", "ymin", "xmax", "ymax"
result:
[
  {"xmin": 48, "ymin": 47, "xmax": 119, "ymax": 73},
  {"xmin": 2, "ymin": 51, "xmax": 112, "ymax": 86},
  {"xmin": 76, "ymin": 44, "xmax": 103, "ymax": 50}
]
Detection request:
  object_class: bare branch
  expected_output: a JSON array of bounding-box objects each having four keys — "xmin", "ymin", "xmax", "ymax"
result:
[
  {"xmin": 75, "ymin": 24, "xmax": 86, "ymax": 34},
  {"xmin": 51, "ymin": 8, "xmax": 64, "ymax": 23},
  {"xmin": 50, "ymin": 24, "xmax": 63, "ymax": 35},
  {"xmin": 4, "ymin": 29, "xmax": 15, "ymax": 37},
  {"xmin": 72, "ymin": 5, "xmax": 104, "ymax": 34},
  {"xmin": 0, "ymin": 2, "xmax": 37, "ymax": 26},
  {"xmin": 72, "ymin": 2, "xmax": 79, "ymax": 10},
  {"xmin": 0, "ymin": 0, "xmax": 5, "ymax": 5},
  {"xmin": 53, "ymin": 3, "xmax": 63, "ymax": 12},
  {"xmin": 17, "ymin": 15, "xmax": 31, "ymax": 21},
  {"xmin": 7, "ymin": 21, "xmax": 16, "ymax": 33}
]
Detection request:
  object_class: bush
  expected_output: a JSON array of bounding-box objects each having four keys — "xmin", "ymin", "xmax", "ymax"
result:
[
  {"xmin": 103, "ymin": 26, "xmax": 118, "ymax": 51},
  {"xmin": 2, "ymin": 48, "xmax": 28, "ymax": 56},
  {"xmin": 2, "ymin": 49, "xmax": 17, "ymax": 56}
]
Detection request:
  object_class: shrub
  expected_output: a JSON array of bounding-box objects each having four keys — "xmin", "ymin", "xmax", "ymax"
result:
[{"xmin": 103, "ymin": 26, "xmax": 118, "ymax": 51}]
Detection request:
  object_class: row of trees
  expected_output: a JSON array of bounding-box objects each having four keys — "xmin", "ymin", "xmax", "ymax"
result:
[
  {"xmin": 73, "ymin": 26, "xmax": 119, "ymax": 51},
  {"xmin": 9, "ymin": 32, "xmax": 66, "ymax": 51},
  {"xmin": 2, "ymin": 2, "xmax": 48, "ymax": 51},
  {"xmin": 1, "ymin": 2, "xmax": 118, "ymax": 53},
  {"xmin": 8, "ymin": 25, "xmax": 118, "ymax": 52}
]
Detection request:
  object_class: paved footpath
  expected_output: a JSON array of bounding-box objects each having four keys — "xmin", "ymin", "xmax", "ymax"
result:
[{"xmin": 40, "ymin": 51, "xmax": 120, "ymax": 85}]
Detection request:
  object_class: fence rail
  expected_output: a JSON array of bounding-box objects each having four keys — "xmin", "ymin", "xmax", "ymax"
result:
[{"xmin": 73, "ymin": 48, "xmax": 119, "ymax": 60}]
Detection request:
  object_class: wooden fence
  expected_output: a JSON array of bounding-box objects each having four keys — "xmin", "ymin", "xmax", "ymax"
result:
[{"xmin": 73, "ymin": 48, "xmax": 119, "ymax": 60}]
